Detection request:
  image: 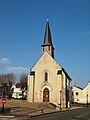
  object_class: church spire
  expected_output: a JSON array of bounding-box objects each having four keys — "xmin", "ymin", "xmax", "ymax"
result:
[
  {"xmin": 41, "ymin": 19, "xmax": 54, "ymax": 58},
  {"xmin": 42, "ymin": 19, "xmax": 53, "ymax": 47}
]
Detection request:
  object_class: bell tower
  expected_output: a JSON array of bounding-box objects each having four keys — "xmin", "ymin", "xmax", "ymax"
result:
[{"xmin": 41, "ymin": 19, "xmax": 55, "ymax": 58}]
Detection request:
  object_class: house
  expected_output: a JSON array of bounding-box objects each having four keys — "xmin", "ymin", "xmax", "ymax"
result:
[
  {"xmin": 72, "ymin": 85, "xmax": 83, "ymax": 103},
  {"xmin": 27, "ymin": 19, "xmax": 72, "ymax": 108},
  {"xmin": 11, "ymin": 83, "xmax": 27, "ymax": 99},
  {"xmin": 83, "ymin": 81, "xmax": 90, "ymax": 104},
  {"xmin": 72, "ymin": 81, "xmax": 90, "ymax": 104}
]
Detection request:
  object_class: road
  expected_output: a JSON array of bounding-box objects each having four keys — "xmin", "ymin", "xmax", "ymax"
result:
[{"xmin": 27, "ymin": 107, "xmax": 90, "ymax": 120}]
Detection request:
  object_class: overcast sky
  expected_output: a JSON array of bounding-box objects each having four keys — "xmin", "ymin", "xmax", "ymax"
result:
[{"xmin": 0, "ymin": 0, "xmax": 90, "ymax": 87}]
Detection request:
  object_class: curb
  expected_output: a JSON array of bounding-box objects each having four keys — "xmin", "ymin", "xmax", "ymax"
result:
[
  {"xmin": 30, "ymin": 109, "xmax": 69, "ymax": 118},
  {"xmin": 0, "ymin": 107, "xmax": 84, "ymax": 119},
  {"xmin": 30, "ymin": 107, "xmax": 84, "ymax": 118}
]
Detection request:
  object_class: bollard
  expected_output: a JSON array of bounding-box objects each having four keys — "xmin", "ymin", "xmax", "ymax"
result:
[{"xmin": 41, "ymin": 109, "xmax": 43, "ymax": 113}]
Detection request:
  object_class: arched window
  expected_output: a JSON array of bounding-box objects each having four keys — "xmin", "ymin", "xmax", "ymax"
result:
[{"xmin": 45, "ymin": 72, "xmax": 48, "ymax": 81}]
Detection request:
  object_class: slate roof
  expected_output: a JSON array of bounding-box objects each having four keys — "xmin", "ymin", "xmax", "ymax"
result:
[
  {"xmin": 41, "ymin": 19, "xmax": 54, "ymax": 48},
  {"xmin": 16, "ymin": 83, "xmax": 21, "ymax": 88},
  {"xmin": 74, "ymin": 85, "xmax": 83, "ymax": 90}
]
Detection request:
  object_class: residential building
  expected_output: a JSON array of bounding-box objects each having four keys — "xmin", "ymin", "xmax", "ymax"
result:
[
  {"xmin": 11, "ymin": 83, "xmax": 27, "ymax": 99},
  {"xmin": 72, "ymin": 81, "xmax": 90, "ymax": 104}
]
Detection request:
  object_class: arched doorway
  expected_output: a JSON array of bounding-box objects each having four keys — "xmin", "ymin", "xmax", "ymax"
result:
[{"xmin": 43, "ymin": 88, "xmax": 49, "ymax": 102}]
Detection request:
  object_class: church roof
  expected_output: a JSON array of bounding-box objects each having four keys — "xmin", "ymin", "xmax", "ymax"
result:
[
  {"xmin": 29, "ymin": 51, "xmax": 72, "ymax": 81},
  {"xmin": 41, "ymin": 19, "xmax": 54, "ymax": 48}
]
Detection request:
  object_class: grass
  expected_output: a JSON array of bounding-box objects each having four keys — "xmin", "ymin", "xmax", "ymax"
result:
[
  {"xmin": 1, "ymin": 99, "xmax": 54, "ymax": 110},
  {"xmin": 5, "ymin": 99, "xmax": 29, "ymax": 107}
]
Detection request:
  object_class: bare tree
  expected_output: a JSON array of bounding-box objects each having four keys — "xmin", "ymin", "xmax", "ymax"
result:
[
  {"xmin": 19, "ymin": 74, "xmax": 27, "ymax": 99},
  {"xmin": 19, "ymin": 74, "xmax": 27, "ymax": 90},
  {"xmin": 0, "ymin": 74, "xmax": 6, "ymax": 83},
  {"xmin": 0, "ymin": 73, "xmax": 16, "ymax": 84},
  {"xmin": 6, "ymin": 73, "xmax": 16, "ymax": 84},
  {"xmin": 0, "ymin": 73, "xmax": 16, "ymax": 98}
]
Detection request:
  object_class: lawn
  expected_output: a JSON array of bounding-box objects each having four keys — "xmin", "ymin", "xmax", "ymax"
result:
[{"xmin": 0, "ymin": 99, "xmax": 54, "ymax": 110}]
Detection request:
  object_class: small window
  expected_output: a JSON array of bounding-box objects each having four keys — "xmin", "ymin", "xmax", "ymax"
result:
[
  {"xmin": 48, "ymin": 46, "xmax": 50, "ymax": 51},
  {"xmin": 77, "ymin": 99, "xmax": 79, "ymax": 101},
  {"xmin": 19, "ymin": 93, "xmax": 22, "ymax": 96},
  {"xmin": 45, "ymin": 72, "xmax": 48, "ymax": 81},
  {"xmin": 43, "ymin": 47, "xmax": 44, "ymax": 51},
  {"xmin": 76, "ymin": 92, "xmax": 78, "ymax": 95}
]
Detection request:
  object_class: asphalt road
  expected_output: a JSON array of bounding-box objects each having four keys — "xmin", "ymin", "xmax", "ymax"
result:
[{"xmin": 27, "ymin": 107, "xmax": 90, "ymax": 120}]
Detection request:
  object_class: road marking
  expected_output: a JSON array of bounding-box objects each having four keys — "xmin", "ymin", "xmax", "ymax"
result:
[{"xmin": 0, "ymin": 116, "xmax": 14, "ymax": 118}]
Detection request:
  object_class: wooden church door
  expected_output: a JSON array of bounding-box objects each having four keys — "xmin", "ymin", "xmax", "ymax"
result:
[{"xmin": 43, "ymin": 88, "xmax": 49, "ymax": 102}]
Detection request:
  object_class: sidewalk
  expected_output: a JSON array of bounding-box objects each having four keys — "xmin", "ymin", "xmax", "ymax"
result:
[{"xmin": 0, "ymin": 106, "xmax": 83, "ymax": 120}]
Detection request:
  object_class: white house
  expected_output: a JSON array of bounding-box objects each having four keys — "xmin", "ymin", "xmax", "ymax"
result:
[
  {"xmin": 11, "ymin": 83, "xmax": 27, "ymax": 99},
  {"xmin": 11, "ymin": 84, "xmax": 22, "ymax": 99},
  {"xmin": 72, "ymin": 81, "xmax": 90, "ymax": 104},
  {"xmin": 83, "ymin": 81, "xmax": 90, "ymax": 104},
  {"xmin": 27, "ymin": 19, "xmax": 72, "ymax": 108}
]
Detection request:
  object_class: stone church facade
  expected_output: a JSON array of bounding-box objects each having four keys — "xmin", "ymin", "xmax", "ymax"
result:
[{"xmin": 27, "ymin": 19, "xmax": 72, "ymax": 108}]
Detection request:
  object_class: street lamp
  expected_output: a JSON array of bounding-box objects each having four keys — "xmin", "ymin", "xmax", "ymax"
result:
[
  {"xmin": 86, "ymin": 84, "xmax": 89, "ymax": 108},
  {"xmin": 60, "ymin": 90, "xmax": 62, "ymax": 111}
]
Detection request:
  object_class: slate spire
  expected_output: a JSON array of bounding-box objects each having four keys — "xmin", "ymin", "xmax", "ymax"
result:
[
  {"xmin": 42, "ymin": 19, "xmax": 53, "ymax": 47},
  {"xmin": 41, "ymin": 19, "xmax": 54, "ymax": 58}
]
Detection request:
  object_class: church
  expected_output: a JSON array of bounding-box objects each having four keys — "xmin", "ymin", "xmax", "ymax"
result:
[{"xmin": 27, "ymin": 19, "xmax": 72, "ymax": 108}]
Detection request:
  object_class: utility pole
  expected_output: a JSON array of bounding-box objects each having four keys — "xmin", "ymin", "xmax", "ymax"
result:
[
  {"xmin": 87, "ymin": 93, "xmax": 88, "ymax": 107},
  {"xmin": 60, "ymin": 90, "xmax": 62, "ymax": 111}
]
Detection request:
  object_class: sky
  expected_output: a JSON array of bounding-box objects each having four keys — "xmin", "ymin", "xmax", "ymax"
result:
[{"xmin": 0, "ymin": 0, "xmax": 90, "ymax": 87}]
